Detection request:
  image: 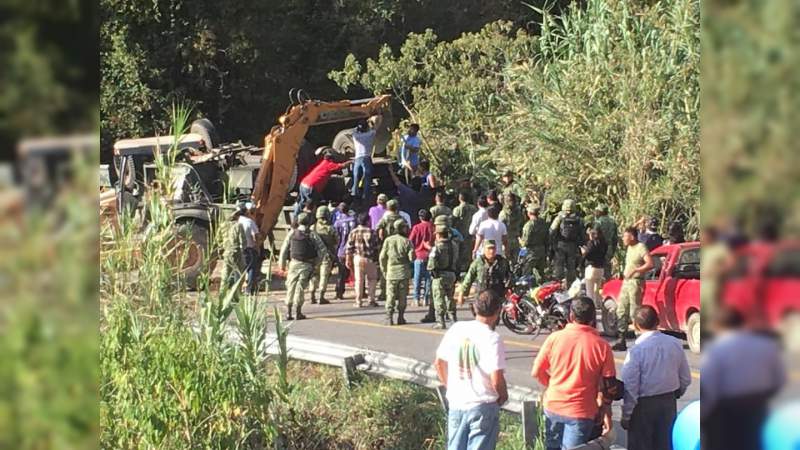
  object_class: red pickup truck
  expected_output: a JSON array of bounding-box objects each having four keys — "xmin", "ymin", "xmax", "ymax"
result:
[
  {"xmin": 601, "ymin": 242, "xmax": 701, "ymax": 353},
  {"xmin": 721, "ymin": 241, "xmax": 800, "ymax": 350}
]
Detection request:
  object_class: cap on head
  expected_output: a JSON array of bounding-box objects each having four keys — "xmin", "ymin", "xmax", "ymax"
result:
[
  {"xmin": 484, "ymin": 240, "xmax": 497, "ymax": 249},
  {"xmin": 433, "ymin": 215, "xmax": 451, "ymax": 227},
  {"xmin": 386, "ymin": 199, "xmax": 399, "ymax": 209},
  {"xmin": 297, "ymin": 212, "xmax": 314, "ymax": 226},
  {"xmin": 562, "ymin": 199, "xmax": 575, "ymax": 212},
  {"xmin": 435, "ymin": 224, "xmax": 449, "ymax": 234},
  {"xmin": 316, "ymin": 205, "xmax": 329, "ymax": 219},
  {"xmin": 394, "ymin": 219, "xmax": 408, "ymax": 232},
  {"xmin": 595, "ymin": 204, "xmax": 608, "ymax": 213}
]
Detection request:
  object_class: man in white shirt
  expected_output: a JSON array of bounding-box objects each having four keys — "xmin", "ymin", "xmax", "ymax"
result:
[
  {"xmin": 351, "ymin": 115, "xmax": 382, "ymax": 200},
  {"xmin": 473, "ymin": 205, "xmax": 508, "ymax": 258},
  {"xmin": 237, "ymin": 202, "xmax": 261, "ymax": 295},
  {"xmin": 468, "ymin": 195, "xmax": 489, "ymax": 236},
  {"xmin": 435, "ymin": 289, "xmax": 508, "ymax": 450},
  {"xmin": 621, "ymin": 305, "xmax": 691, "ymax": 450}
]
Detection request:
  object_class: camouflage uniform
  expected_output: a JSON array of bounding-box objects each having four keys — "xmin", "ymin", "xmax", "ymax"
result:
[
  {"xmin": 520, "ymin": 206, "xmax": 549, "ymax": 280},
  {"xmin": 379, "ymin": 219, "xmax": 415, "ymax": 325},
  {"xmin": 310, "ymin": 206, "xmax": 339, "ymax": 303},
  {"xmin": 452, "ymin": 201, "xmax": 478, "ymax": 273},
  {"xmin": 427, "ymin": 223, "xmax": 459, "ymax": 329},
  {"xmin": 460, "ymin": 247, "xmax": 511, "ymax": 299},
  {"xmin": 593, "ymin": 205, "xmax": 619, "ymax": 279},
  {"xmin": 376, "ymin": 200, "xmax": 403, "ymax": 303},
  {"xmin": 220, "ymin": 219, "xmax": 246, "ymax": 288},
  {"xmin": 429, "ymin": 204, "xmax": 453, "ymax": 221},
  {"xmin": 499, "ymin": 203, "xmax": 524, "ymax": 262},
  {"xmin": 616, "ymin": 242, "xmax": 649, "ymax": 339},
  {"xmin": 549, "ymin": 199, "xmax": 584, "ymax": 286},
  {"xmin": 278, "ymin": 213, "xmax": 327, "ymax": 319}
]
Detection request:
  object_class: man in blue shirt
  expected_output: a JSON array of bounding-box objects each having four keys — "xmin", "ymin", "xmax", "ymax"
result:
[
  {"xmin": 351, "ymin": 115, "xmax": 383, "ymax": 201},
  {"xmin": 398, "ymin": 123, "xmax": 421, "ymax": 180}
]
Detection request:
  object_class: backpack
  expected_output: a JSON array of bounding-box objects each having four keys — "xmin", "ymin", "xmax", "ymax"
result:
[
  {"xmin": 560, "ymin": 214, "xmax": 581, "ymax": 242},
  {"xmin": 290, "ymin": 230, "xmax": 318, "ymax": 262}
]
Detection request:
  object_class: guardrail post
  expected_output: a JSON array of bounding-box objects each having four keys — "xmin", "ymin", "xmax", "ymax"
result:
[
  {"xmin": 522, "ymin": 400, "xmax": 538, "ymax": 448},
  {"xmin": 435, "ymin": 385, "xmax": 448, "ymax": 412},
  {"xmin": 341, "ymin": 353, "xmax": 364, "ymax": 388}
]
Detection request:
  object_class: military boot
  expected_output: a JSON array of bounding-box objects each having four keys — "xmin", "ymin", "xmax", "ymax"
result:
[
  {"xmin": 396, "ymin": 308, "xmax": 407, "ymax": 325},
  {"xmin": 449, "ymin": 309, "xmax": 458, "ymax": 323},
  {"xmin": 420, "ymin": 303, "xmax": 436, "ymax": 323},
  {"xmin": 285, "ymin": 304, "xmax": 294, "ymax": 321},
  {"xmin": 384, "ymin": 310, "xmax": 395, "ymax": 326},
  {"xmin": 295, "ymin": 305, "xmax": 307, "ymax": 320},
  {"xmin": 432, "ymin": 313, "xmax": 447, "ymax": 329},
  {"xmin": 611, "ymin": 338, "xmax": 627, "ymax": 352},
  {"xmin": 309, "ymin": 293, "xmax": 317, "ymax": 304},
  {"xmin": 318, "ymin": 295, "xmax": 330, "ymax": 305}
]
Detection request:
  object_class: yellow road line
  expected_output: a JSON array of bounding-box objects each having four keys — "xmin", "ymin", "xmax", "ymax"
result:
[{"xmin": 314, "ymin": 316, "xmax": 703, "ymax": 379}]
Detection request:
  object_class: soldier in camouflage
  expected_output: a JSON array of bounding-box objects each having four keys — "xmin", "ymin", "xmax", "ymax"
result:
[
  {"xmin": 427, "ymin": 223, "xmax": 459, "ymax": 329},
  {"xmin": 278, "ymin": 212, "xmax": 327, "ymax": 320},
  {"xmin": 379, "ymin": 219, "xmax": 415, "ymax": 325},
  {"xmin": 429, "ymin": 191, "xmax": 452, "ymax": 221},
  {"xmin": 452, "ymin": 190, "xmax": 478, "ymax": 275},
  {"xmin": 499, "ymin": 192, "xmax": 524, "ymax": 263},
  {"xmin": 520, "ymin": 204, "xmax": 549, "ymax": 281},
  {"xmin": 458, "ymin": 241, "xmax": 511, "ymax": 305},
  {"xmin": 592, "ymin": 204, "xmax": 619, "ymax": 280},
  {"xmin": 309, "ymin": 205, "xmax": 339, "ymax": 304},
  {"xmin": 376, "ymin": 199, "xmax": 403, "ymax": 240},
  {"xmin": 220, "ymin": 208, "xmax": 246, "ymax": 289},
  {"xmin": 549, "ymin": 199, "xmax": 585, "ymax": 286}
]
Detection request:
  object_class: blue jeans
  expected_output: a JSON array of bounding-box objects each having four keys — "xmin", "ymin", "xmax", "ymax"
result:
[
  {"xmin": 293, "ymin": 184, "xmax": 314, "ymax": 220},
  {"xmin": 351, "ymin": 156, "xmax": 372, "ymax": 199},
  {"xmin": 544, "ymin": 410, "xmax": 595, "ymax": 450},
  {"xmin": 413, "ymin": 259, "xmax": 432, "ymax": 304},
  {"xmin": 243, "ymin": 247, "xmax": 260, "ymax": 295},
  {"xmin": 447, "ymin": 402, "xmax": 500, "ymax": 450}
]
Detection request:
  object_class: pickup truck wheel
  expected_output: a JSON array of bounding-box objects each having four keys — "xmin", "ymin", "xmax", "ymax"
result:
[
  {"xmin": 175, "ymin": 221, "xmax": 209, "ymax": 290},
  {"xmin": 332, "ymin": 129, "xmax": 355, "ymax": 157},
  {"xmin": 781, "ymin": 311, "xmax": 800, "ymax": 353},
  {"xmin": 601, "ymin": 298, "xmax": 618, "ymax": 337},
  {"xmin": 190, "ymin": 118, "xmax": 219, "ymax": 151},
  {"xmin": 686, "ymin": 312, "xmax": 701, "ymax": 354}
]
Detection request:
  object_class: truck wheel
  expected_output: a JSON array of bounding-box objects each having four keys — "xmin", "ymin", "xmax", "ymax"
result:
[
  {"xmin": 175, "ymin": 220, "xmax": 209, "ymax": 290},
  {"xmin": 190, "ymin": 118, "xmax": 219, "ymax": 151},
  {"xmin": 686, "ymin": 312, "xmax": 701, "ymax": 354},
  {"xmin": 601, "ymin": 298, "xmax": 618, "ymax": 337},
  {"xmin": 332, "ymin": 129, "xmax": 355, "ymax": 156}
]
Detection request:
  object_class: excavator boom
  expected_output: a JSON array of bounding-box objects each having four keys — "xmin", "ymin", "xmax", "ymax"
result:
[{"xmin": 251, "ymin": 94, "xmax": 392, "ymax": 239}]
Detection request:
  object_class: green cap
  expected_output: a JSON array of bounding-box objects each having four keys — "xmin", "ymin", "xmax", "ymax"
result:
[
  {"xmin": 386, "ymin": 199, "xmax": 399, "ymax": 209},
  {"xmin": 433, "ymin": 215, "xmax": 451, "ymax": 227},
  {"xmin": 393, "ymin": 219, "xmax": 408, "ymax": 232},
  {"xmin": 562, "ymin": 199, "xmax": 575, "ymax": 212},
  {"xmin": 484, "ymin": 240, "xmax": 497, "ymax": 249},
  {"xmin": 435, "ymin": 225, "xmax": 449, "ymax": 234},
  {"xmin": 316, "ymin": 205, "xmax": 329, "ymax": 219}
]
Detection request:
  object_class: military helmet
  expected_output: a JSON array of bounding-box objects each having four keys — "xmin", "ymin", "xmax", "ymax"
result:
[
  {"xmin": 386, "ymin": 198, "xmax": 399, "ymax": 209},
  {"xmin": 435, "ymin": 224, "xmax": 449, "ymax": 234},
  {"xmin": 484, "ymin": 240, "xmax": 497, "ymax": 249},
  {"xmin": 562, "ymin": 199, "xmax": 575, "ymax": 212},
  {"xmin": 393, "ymin": 219, "xmax": 408, "ymax": 233},
  {"xmin": 526, "ymin": 204, "xmax": 540, "ymax": 214},
  {"xmin": 433, "ymin": 214, "xmax": 451, "ymax": 227},
  {"xmin": 316, "ymin": 205, "xmax": 329, "ymax": 219},
  {"xmin": 297, "ymin": 212, "xmax": 314, "ymax": 226}
]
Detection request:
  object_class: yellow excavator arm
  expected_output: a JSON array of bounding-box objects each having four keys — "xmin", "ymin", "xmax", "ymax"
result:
[{"xmin": 251, "ymin": 94, "xmax": 392, "ymax": 237}]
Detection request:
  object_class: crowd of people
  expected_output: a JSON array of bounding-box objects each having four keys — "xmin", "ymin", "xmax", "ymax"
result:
[{"xmin": 219, "ymin": 124, "xmax": 710, "ymax": 450}]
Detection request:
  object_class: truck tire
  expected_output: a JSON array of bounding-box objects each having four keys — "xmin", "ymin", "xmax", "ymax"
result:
[
  {"xmin": 190, "ymin": 118, "xmax": 219, "ymax": 151},
  {"xmin": 601, "ymin": 298, "xmax": 618, "ymax": 337},
  {"xmin": 332, "ymin": 129, "xmax": 355, "ymax": 156},
  {"xmin": 176, "ymin": 220, "xmax": 209, "ymax": 290},
  {"xmin": 686, "ymin": 311, "xmax": 701, "ymax": 354}
]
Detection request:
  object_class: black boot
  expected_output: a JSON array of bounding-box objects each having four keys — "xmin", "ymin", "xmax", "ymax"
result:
[
  {"xmin": 432, "ymin": 313, "xmax": 447, "ymax": 329},
  {"xmin": 420, "ymin": 303, "xmax": 436, "ymax": 323},
  {"xmin": 449, "ymin": 310, "xmax": 457, "ymax": 323},
  {"xmin": 309, "ymin": 293, "xmax": 317, "ymax": 304},
  {"xmin": 396, "ymin": 308, "xmax": 407, "ymax": 325},
  {"xmin": 611, "ymin": 339, "xmax": 627, "ymax": 352},
  {"xmin": 295, "ymin": 305, "xmax": 307, "ymax": 320},
  {"xmin": 318, "ymin": 295, "xmax": 330, "ymax": 305},
  {"xmin": 285, "ymin": 304, "xmax": 294, "ymax": 321},
  {"xmin": 384, "ymin": 310, "xmax": 395, "ymax": 326}
]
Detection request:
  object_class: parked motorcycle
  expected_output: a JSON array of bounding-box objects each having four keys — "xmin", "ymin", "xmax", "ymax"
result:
[{"xmin": 501, "ymin": 278, "xmax": 572, "ymax": 336}]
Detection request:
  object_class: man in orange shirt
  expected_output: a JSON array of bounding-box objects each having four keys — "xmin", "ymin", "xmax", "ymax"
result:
[{"xmin": 532, "ymin": 297, "xmax": 616, "ymax": 450}]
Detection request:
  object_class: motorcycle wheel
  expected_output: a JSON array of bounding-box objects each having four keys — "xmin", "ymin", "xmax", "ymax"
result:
[{"xmin": 501, "ymin": 299, "xmax": 542, "ymax": 336}]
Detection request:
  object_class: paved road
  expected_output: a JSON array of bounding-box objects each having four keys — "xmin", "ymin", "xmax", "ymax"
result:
[{"xmin": 258, "ymin": 275, "xmax": 703, "ymax": 447}]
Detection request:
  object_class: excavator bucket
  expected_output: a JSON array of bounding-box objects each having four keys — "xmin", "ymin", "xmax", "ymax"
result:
[{"xmin": 252, "ymin": 95, "xmax": 391, "ymax": 238}]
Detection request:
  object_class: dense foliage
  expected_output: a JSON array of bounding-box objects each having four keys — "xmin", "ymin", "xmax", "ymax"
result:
[
  {"xmin": 100, "ymin": 0, "xmax": 567, "ymax": 154},
  {"xmin": 332, "ymin": 0, "xmax": 700, "ymax": 232}
]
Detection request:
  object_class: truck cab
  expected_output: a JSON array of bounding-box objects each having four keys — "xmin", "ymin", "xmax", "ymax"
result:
[{"xmin": 601, "ymin": 242, "xmax": 701, "ymax": 353}]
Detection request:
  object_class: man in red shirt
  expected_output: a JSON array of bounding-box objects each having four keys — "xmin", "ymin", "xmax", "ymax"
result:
[
  {"xmin": 532, "ymin": 296, "xmax": 616, "ymax": 450},
  {"xmin": 409, "ymin": 209, "xmax": 435, "ymax": 307},
  {"xmin": 293, "ymin": 149, "xmax": 351, "ymax": 219}
]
